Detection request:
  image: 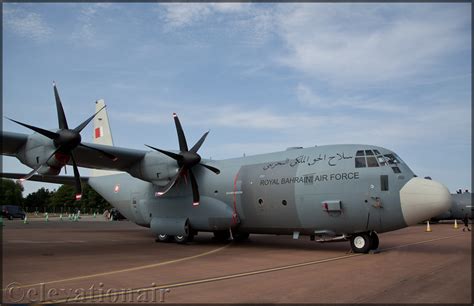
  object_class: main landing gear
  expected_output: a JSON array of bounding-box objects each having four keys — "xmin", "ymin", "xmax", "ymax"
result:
[
  {"xmin": 155, "ymin": 231, "xmax": 195, "ymax": 244},
  {"xmin": 349, "ymin": 231, "xmax": 379, "ymax": 253}
]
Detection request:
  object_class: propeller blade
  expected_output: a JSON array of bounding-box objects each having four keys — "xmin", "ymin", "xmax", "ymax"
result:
[
  {"xmin": 6, "ymin": 117, "xmax": 59, "ymax": 140},
  {"xmin": 198, "ymin": 163, "xmax": 220, "ymax": 174},
  {"xmin": 21, "ymin": 146, "xmax": 62, "ymax": 181},
  {"xmin": 173, "ymin": 113, "xmax": 188, "ymax": 152},
  {"xmin": 189, "ymin": 169, "xmax": 200, "ymax": 206},
  {"xmin": 145, "ymin": 145, "xmax": 182, "ymax": 161},
  {"xmin": 190, "ymin": 131, "xmax": 209, "ymax": 153},
  {"xmin": 156, "ymin": 167, "xmax": 185, "ymax": 196},
  {"xmin": 53, "ymin": 82, "xmax": 69, "ymax": 130},
  {"xmin": 73, "ymin": 105, "xmax": 106, "ymax": 133},
  {"xmin": 70, "ymin": 152, "xmax": 83, "ymax": 200},
  {"xmin": 79, "ymin": 143, "xmax": 117, "ymax": 161}
]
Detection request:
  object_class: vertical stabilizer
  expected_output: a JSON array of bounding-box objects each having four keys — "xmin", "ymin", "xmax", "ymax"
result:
[
  {"xmin": 91, "ymin": 99, "xmax": 118, "ymax": 176},
  {"xmin": 93, "ymin": 99, "xmax": 114, "ymax": 146}
]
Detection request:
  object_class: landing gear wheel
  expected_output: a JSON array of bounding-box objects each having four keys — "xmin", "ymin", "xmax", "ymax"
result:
[
  {"xmin": 213, "ymin": 230, "xmax": 231, "ymax": 241},
  {"xmin": 350, "ymin": 233, "xmax": 371, "ymax": 253},
  {"xmin": 172, "ymin": 219, "xmax": 195, "ymax": 244},
  {"xmin": 174, "ymin": 232, "xmax": 194, "ymax": 244},
  {"xmin": 156, "ymin": 234, "xmax": 171, "ymax": 243},
  {"xmin": 369, "ymin": 232, "xmax": 379, "ymax": 250},
  {"xmin": 8, "ymin": 216, "xmax": 13, "ymax": 220}
]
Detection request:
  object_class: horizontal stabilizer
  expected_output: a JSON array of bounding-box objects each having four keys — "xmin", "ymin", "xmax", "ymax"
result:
[{"xmin": 1, "ymin": 173, "xmax": 89, "ymax": 186}]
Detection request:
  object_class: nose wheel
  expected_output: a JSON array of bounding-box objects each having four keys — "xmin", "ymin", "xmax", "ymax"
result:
[{"xmin": 350, "ymin": 232, "xmax": 379, "ymax": 253}]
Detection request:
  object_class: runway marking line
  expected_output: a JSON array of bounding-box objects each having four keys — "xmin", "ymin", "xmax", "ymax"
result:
[
  {"xmin": 3, "ymin": 243, "xmax": 231, "ymax": 291},
  {"xmin": 47, "ymin": 253, "xmax": 363, "ymax": 303},
  {"xmin": 42, "ymin": 233, "xmax": 466, "ymax": 304}
]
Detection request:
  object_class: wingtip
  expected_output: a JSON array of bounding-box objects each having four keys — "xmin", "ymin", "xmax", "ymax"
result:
[
  {"xmin": 193, "ymin": 202, "xmax": 200, "ymax": 206},
  {"xmin": 172, "ymin": 112, "xmax": 177, "ymax": 117}
]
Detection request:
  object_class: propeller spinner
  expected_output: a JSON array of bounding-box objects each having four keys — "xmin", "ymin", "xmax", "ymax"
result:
[
  {"xmin": 6, "ymin": 82, "xmax": 117, "ymax": 200},
  {"xmin": 146, "ymin": 113, "xmax": 220, "ymax": 206}
]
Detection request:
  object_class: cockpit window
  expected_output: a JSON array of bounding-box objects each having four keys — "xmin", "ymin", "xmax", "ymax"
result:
[
  {"xmin": 355, "ymin": 157, "xmax": 366, "ymax": 168},
  {"xmin": 392, "ymin": 166, "xmax": 401, "ymax": 173},
  {"xmin": 354, "ymin": 149, "xmax": 380, "ymax": 168},
  {"xmin": 367, "ymin": 156, "xmax": 379, "ymax": 167},
  {"xmin": 355, "ymin": 150, "xmax": 404, "ymax": 172},
  {"xmin": 384, "ymin": 154, "xmax": 399, "ymax": 165},
  {"xmin": 355, "ymin": 149, "xmax": 405, "ymax": 170},
  {"xmin": 377, "ymin": 156, "xmax": 387, "ymax": 166}
]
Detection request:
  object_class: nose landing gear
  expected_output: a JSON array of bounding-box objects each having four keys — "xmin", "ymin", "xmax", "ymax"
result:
[{"xmin": 350, "ymin": 231, "xmax": 379, "ymax": 253}]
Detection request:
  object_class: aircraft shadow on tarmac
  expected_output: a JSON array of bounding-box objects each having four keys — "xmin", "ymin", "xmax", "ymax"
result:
[{"xmin": 178, "ymin": 234, "xmax": 351, "ymax": 253}]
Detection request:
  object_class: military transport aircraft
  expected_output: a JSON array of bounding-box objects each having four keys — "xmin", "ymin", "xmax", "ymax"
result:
[
  {"xmin": 1, "ymin": 84, "xmax": 451, "ymax": 253},
  {"xmin": 431, "ymin": 191, "xmax": 472, "ymax": 222}
]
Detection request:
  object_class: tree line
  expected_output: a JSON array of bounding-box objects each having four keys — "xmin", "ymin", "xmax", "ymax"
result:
[{"xmin": 0, "ymin": 179, "xmax": 112, "ymax": 214}]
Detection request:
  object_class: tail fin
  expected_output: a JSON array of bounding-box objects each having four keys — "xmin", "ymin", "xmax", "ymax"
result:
[
  {"xmin": 93, "ymin": 99, "xmax": 114, "ymax": 146},
  {"xmin": 91, "ymin": 99, "xmax": 118, "ymax": 177}
]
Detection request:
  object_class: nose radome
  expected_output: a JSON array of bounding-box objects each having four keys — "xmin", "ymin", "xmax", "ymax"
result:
[{"xmin": 400, "ymin": 177, "xmax": 451, "ymax": 226}]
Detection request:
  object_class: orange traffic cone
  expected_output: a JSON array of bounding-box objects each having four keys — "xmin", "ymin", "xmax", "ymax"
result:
[
  {"xmin": 426, "ymin": 221, "xmax": 432, "ymax": 232},
  {"xmin": 454, "ymin": 219, "xmax": 459, "ymax": 229}
]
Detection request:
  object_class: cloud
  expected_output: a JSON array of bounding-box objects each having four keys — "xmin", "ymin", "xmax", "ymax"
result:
[
  {"xmin": 158, "ymin": 3, "xmax": 249, "ymax": 30},
  {"xmin": 274, "ymin": 4, "xmax": 471, "ymax": 86},
  {"xmin": 295, "ymin": 84, "xmax": 408, "ymax": 113},
  {"xmin": 71, "ymin": 3, "xmax": 112, "ymax": 47},
  {"xmin": 4, "ymin": 7, "xmax": 53, "ymax": 42}
]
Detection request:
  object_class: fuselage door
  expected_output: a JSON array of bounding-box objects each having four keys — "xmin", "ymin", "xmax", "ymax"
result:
[
  {"xmin": 366, "ymin": 179, "xmax": 384, "ymax": 232},
  {"xmin": 131, "ymin": 192, "xmax": 146, "ymax": 225}
]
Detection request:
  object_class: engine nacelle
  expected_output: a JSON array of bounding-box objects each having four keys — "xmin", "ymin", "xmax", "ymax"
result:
[
  {"xmin": 16, "ymin": 133, "xmax": 66, "ymax": 175},
  {"xmin": 128, "ymin": 151, "xmax": 178, "ymax": 185}
]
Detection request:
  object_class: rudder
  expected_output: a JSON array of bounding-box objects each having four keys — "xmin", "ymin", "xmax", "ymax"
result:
[{"xmin": 91, "ymin": 99, "xmax": 118, "ymax": 177}]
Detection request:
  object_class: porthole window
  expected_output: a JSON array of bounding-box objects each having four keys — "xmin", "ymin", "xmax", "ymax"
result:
[{"xmin": 282, "ymin": 200, "xmax": 287, "ymax": 206}]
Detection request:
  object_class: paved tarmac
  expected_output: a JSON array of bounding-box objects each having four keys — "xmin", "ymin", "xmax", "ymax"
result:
[{"xmin": 1, "ymin": 219, "xmax": 472, "ymax": 304}]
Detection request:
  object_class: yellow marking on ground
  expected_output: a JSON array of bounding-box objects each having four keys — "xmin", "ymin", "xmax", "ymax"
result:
[
  {"xmin": 46, "ymin": 253, "xmax": 363, "ymax": 303},
  {"xmin": 43, "ymin": 233, "xmax": 467, "ymax": 304},
  {"xmin": 4, "ymin": 243, "xmax": 231, "ymax": 291}
]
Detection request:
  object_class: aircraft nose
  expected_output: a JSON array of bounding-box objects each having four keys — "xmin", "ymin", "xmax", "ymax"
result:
[{"xmin": 399, "ymin": 177, "xmax": 451, "ymax": 226}]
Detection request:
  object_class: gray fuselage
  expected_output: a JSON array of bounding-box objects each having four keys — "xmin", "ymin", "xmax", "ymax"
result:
[{"xmin": 89, "ymin": 144, "xmax": 427, "ymax": 237}]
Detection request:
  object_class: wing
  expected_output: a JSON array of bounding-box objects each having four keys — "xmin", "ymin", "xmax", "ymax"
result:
[
  {"xmin": 1, "ymin": 172, "xmax": 88, "ymax": 185},
  {"xmin": 71, "ymin": 142, "xmax": 147, "ymax": 172},
  {"xmin": 2, "ymin": 131, "xmax": 147, "ymax": 173},
  {"xmin": 2, "ymin": 131, "xmax": 28, "ymax": 156}
]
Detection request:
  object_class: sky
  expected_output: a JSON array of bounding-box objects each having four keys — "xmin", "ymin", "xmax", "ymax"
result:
[{"xmin": 2, "ymin": 3, "xmax": 472, "ymax": 195}]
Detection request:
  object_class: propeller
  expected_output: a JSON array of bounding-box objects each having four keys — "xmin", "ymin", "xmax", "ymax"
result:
[
  {"xmin": 145, "ymin": 113, "xmax": 220, "ymax": 206},
  {"xmin": 7, "ymin": 82, "xmax": 117, "ymax": 200}
]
